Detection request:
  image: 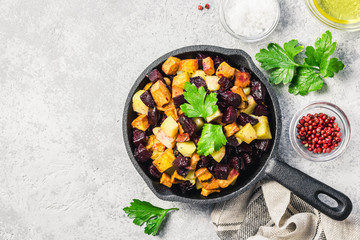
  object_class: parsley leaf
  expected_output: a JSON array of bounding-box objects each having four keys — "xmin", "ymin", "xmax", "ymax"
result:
[
  {"xmin": 288, "ymin": 68, "xmax": 324, "ymax": 96},
  {"xmin": 255, "ymin": 31, "xmax": 344, "ymax": 95},
  {"xmin": 180, "ymin": 82, "xmax": 218, "ymax": 118},
  {"xmin": 123, "ymin": 199, "xmax": 179, "ymax": 236},
  {"xmin": 197, "ymin": 124, "xmax": 227, "ymax": 156},
  {"xmin": 255, "ymin": 40, "xmax": 303, "ymax": 85}
]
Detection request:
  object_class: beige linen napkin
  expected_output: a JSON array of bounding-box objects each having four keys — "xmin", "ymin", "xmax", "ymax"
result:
[{"xmin": 211, "ymin": 181, "xmax": 360, "ymax": 240}]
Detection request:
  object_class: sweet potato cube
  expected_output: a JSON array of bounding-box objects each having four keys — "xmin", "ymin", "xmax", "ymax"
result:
[
  {"xmin": 172, "ymin": 86, "xmax": 183, "ymax": 98},
  {"xmin": 176, "ymin": 133, "xmax": 190, "ymax": 142},
  {"xmin": 188, "ymin": 153, "xmax": 200, "ymax": 170},
  {"xmin": 224, "ymin": 122, "xmax": 240, "ymax": 137},
  {"xmin": 178, "ymin": 59, "xmax": 199, "ymax": 73},
  {"xmin": 201, "ymin": 188, "xmax": 220, "ymax": 196},
  {"xmin": 160, "ymin": 173, "xmax": 172, "ymax": 188},
  {"xmin": 146, "ymin": 135, "xmax": 155, "ymax": 151},
  {"xmin": 153, "ymin": 149, "xmax": 176, "ymax": 173},
  {"xmin": 171, "ymin": 171, "xmax": 185, "ymax": 184},
  {"xmin": 165, "ymin": 107, "xmax": 178, "ymax": 121},
  {"xmin": 253, "ymin": 116, "xmax": 272, "ymax": 139},
  {"xmin": 216, "ymin": 62, "xmax": 235, "ymax": 79},
  {"xmin": 195, "ymin": 168, "xmax": 215, "ymax": 188},
  {"xmin": 131, "ymin": 114, "xmax": 150, "ymax": 131},
  {"xmin": 156, "ymin": 129, "xmax": 176, "ymax": 149},
  {"xmin": 234, "ymin": 70, "xmax": 251, "ymax": 88},
  {"xmin": 160, "ymin": 116, "xmax": 178, "ymax": 138},
  {"xmin": 143, "ymin": 82, "xmax": 152, "ymax": 91},
  {"xmin": 153, "ymin": 138, "xmax": 166, "ymax": 152},
  {"xmin": 151, "ymin": 150, "xmax": 162, "ymax": 160},
  {"xmin": 236, "ymin": 123, "xmax": 257, "ymax": 144},
  {"xmin": 178, "ymin": 122, "xmax": 185, "ymax": 134},
  {"xmin": 205, "ymin": 179, "xmax": 220, "ymax": 190},
  {"xmin": 173, "ymin": 72, "xmax": 190, "ymax": 89},
  {"xmin": 150, "ymin": 80, "xmax": 171, "ymax": 107},
  {"xmin": 162, "ymin": 56, "xmax": 181, "ymax": 75},
  {"xmin": 231, "ymin": 86, "xmax": 248, "ymax": 103},
  {"xmin": 202, "ymin": 57, "xmax": 215, "ymax": 75},
  {"xmin": 217, "ymin": 169, "xmax": 239, "ymax": 188}
]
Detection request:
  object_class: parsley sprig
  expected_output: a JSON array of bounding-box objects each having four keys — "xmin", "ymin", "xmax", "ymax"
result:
[
  {"xmin": 180, "ymin": 82, "xmax": 227, "ymax": 156},
  {"xmin": 255, "ymin": 31, "xmax": 344, "ymax": 96},
  {"xmin": 180, "ymin": 82, "xmax": 218, "ymax": 118},
  {"xmin": 123, "ymin": 199, "xmax": 178, "ymax": 236}
]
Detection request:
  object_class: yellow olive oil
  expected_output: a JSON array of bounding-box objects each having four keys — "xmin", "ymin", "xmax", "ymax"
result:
[{"xmin": 314, "ymin": 0, "xmax": 360, "ymax": 24}]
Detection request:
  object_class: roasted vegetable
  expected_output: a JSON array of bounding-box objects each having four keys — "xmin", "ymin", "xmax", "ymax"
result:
[
  {"xmin": 133, "ymin": 90, "xmax": 149, "ymax": 115},
  {"xmin": 178, "ymin": 59, "xmax": 199, "ymax": 73},
  {"xmin": 162, "ymin": 56, "xmax": 181, "ymax": 75},
  {"xmin": 160, "ymin": 116, "xmax": 178, "ymax": 138},
  {"xmin": 216, "ymin": 62, "xmax": 235, "ymax": 79},
  {"xmin": 253, "ymin": 116, "xmax": 272, "ymax": 139},
  {"xmin": 236, "ymin": 123, "xmax": 257, "ymax": 144},
  {"xmin": 151, "ymin": 80, "xmax": 171, "ymax": 107},
  {"xmin": 205, "ymin": 75, "xmax": 220, "ymax": 91},
  {"xmin": 176, "ymin": 141, "xmax": 196, "ymax": 157},
  {"xmin": 153, "ymin": 149, "xmax": 176, "ymax": 173},
  {"xmin": 131, "ymin": 114, "xmax": 150, "ymax": 131},
  {"xmin": 160, "ymin": 173, "xmax": 172, "ymax": 188},
  {"xmin": 211, "ymin": 146, "xmax": 226, "ymax": 162},
  {"xmin": 234, "ymin": 70, "xmax": 251, "ymax": 88},
  {"xmin": 156, "ymin": 129, "xmax": 176, "ymax": 149},
  {"xmin": 202, "ymin": 57, "xmax": 215, "ymax": 75}
]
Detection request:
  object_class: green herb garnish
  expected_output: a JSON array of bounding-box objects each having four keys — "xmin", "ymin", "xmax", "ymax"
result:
[
  {"xmin": 123, "ymin": 199, "xmax": 178, "ymax": 236},
  {"xmin": 255, "ymin": 31, "xmax": 344, "ymax": 96},
  {"xmin": 180, "ymin": 82, "xmax": 218, "ymax": 118},
  {"xmin": 197, "ymin": 124, "xmax": 227, "ymax": 156}
]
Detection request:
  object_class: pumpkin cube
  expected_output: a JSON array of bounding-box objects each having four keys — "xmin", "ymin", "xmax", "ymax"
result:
[
  {"xmin": 153, "ymin": 149, "xmax": 176, "ymax": 173},
  {"xmin": 160, "ymin": 173, "xmax": 172, "ymax": 188},
  {"xmin": 234, "ymin": 70, "xmax": 251, "ymax": 88},
  {"xmin": 224, "ymin": 122, "xmax": 240, "ymax": 137},
  {"xmin": 236, "ymin": 123, "xmax": 257, "ymax": 144},
  {"xmin": 195, "ymin": 168, "xmax": 215, "ymax": 189},
  {"xmin": 131, "ymin": 114, "xmax": 150, "ymax": 131},
  {"xmin": 146, "ymin": 135, "xmax": 155, "ymax": 151},
  {"xmin": 162, "ymin": 56, "xmax": 181, "ymax": 75},
  {"xmin": 217, "ymin": 169, "xmax": 239, "ymax": 188},
  {"xmin": 153, "ymin": 138, "xmax": 166, "ymax": 152},
  {"xmin": 201, "ymin": 188, "xmax": 220, "ymax": 196},
  {"xmin": 178, "ymin": 59, "xmax": 199, "ymax": 73},
  {"xmin": 202, "ymin": 57, "xmax": 215, "ymax": 75},
  {"xmin": 172, "ymin": 86, "xmax": 183, "ymax": 98},
  {"xmin": 173, "ymin": 72, "xmax": 190, "ymax": 89},
  {"xmin": 150, "ymin": 80, "xmax": 171, "ymax": 107},
  {"xmin": 143, "ymin": 82, "xmax": 152, "ymax": 91},
  {"xmin": 188, "ymin": 153, "xmax": 200, "ymax": 170},
  {"xmin": 216, "ymin": 62, "xmax": 235, "ymax": 79},
  {"xmin": 156, "ymin": 129, "xmax": 176, "ymax": 149},
  {"xmin": 253, "ymin": 116, "xmax": 272, "ymax": 139}
]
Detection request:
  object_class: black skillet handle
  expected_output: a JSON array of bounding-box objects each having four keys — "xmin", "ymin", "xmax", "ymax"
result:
[{"xmin": 265, "ymin": 158, "xmax": 352, "ymax": 221}]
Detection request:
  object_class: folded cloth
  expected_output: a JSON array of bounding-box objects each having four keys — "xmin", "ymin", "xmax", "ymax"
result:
[{"xmin": 211, "ymin": 181, "xmax": 360, "ymax": 240}]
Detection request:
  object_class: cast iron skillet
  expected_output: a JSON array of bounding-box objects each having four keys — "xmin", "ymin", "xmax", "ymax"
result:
[{"xmin": 123, "ymin": 45, "xmax": 352, "ymax": 221}]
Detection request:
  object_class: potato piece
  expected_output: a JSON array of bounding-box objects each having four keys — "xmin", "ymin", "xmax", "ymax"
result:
[
  {"xmin": 193, "ymin": 117, "xmax": 204, "ymax": 131},
  {"xmin": 132, "ymin": 90, "xmax": 149, "ymax": 115},
  {"xmin": 143, "ymin": 82, "xmax": 152, "ymax": 91},
  {"xmin": 216, "ymin": 62, "xmax": 235, "ymax": 79},
  {"xmin": 184, "ymin": 170, "xmax": 196, "ymax": 185},
  {"xmin": 241, "ymin": 95, "xmax": 257, "ymax": 115},
  {"xmin": 202, "ymin": 57, "xmax": 215, "ymax": 75},
  {"xmin": 195, "ymin": 179, "xmax": 203, "ymax": 190},
  {"xmin": 217, "ymin": 169, "xmax": 239, "ymax": 188},
  {"xmin": 188, "ymin": 153, "xmax": 200, "ymax": 170},
  {"xmin": 191, "ymin": 70, "xmax": 206, "ymax": 80},
  {"xmin": 211, "ymin": 146, "xmax": 226, "ymax": 162},
  {"xmin": 160, "ymin": 116, "xmax": 178, "ymax": 138},
  {"xmin": 131, "ymin": 114, "xmax": 150, "ymax": 131},
  {"xmin": 237, "ymin": 123, "xmax": 257, "ymax": 144},
  {"xmin": 153, "ymin": 149, "xmax": 176, "ymax": 173},
  {"xmin": 156, "ymin": 129, "xmax": 176, "ymax": 149},
  {"xmin": 150, "ymin": 80, "xmax": 171, "ymax": 107},
  {"xmin": 151, "ymin": 150, "xmax": 162, "ymax": 160},
  {"xmin": 201, "ymin": 188, "xmax": 220, "ymax": 196},
  {"xmin": 234, "ymin": 69, "xmax": 251, "ymax": 88},
  {"xmin": 160, "ymin": 173, "xmax": 172, "ymax": 188},
  {"xmin": 205, "ymin": 75, "xmax": 220, "ymax": 91},
  {"xmin": 253, "ymin": 116, "xmax": 272, "ymax": 139},
  {"xmin": 178, "ymin": 59, "xmax": 199, "ymax": 73},
  {"xmin": 243, "ymin": 87, "xmax": 251, "ymax": 95},
  {"xmin": 206, "ymin": 108, "xmax": 222, "ymax": 122},
  {"xmin": 173, "ymin": 72, "xmax": 190, "ymax": 89},
  {"xmin": 224, "ymin": 122, "xmax": 240, "ymax": 137},
  {"xmin": 176, "ymin": 141, "xmax": 196, "ymax": 157},
  {"xmin": 172, "ymin": 86, "xmax": 183, "ymax": 98},
  {"xmin": 152, "ymin": 127, "xmax": 161, "ymax": 135},
  {"xmin": 162, "ymin": 56, "xmax": 181, "ymax": 75},
  {"xmin": 176, "ymin": 133, "xmax": 190, "ymax": 142}
]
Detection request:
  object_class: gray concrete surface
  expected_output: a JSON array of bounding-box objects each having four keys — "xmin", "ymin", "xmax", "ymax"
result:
[{"xmin": 1, "ymin": 0, "xmax": 359, "ymax": 239}]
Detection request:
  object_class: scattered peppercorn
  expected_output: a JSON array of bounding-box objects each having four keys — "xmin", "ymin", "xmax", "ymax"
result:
[
  {"xmin": 296, "ymin": 113, "xmax": 341, "ymax": 154},
  {"xmin": 198, "ymin": 5, "xmax": 203, "ymax": 10},
  {"xmin": 205, "ymin": 3, "xmax": 210, "ymax": 9}
]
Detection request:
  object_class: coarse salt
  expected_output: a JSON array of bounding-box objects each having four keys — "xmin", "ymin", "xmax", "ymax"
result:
[{"xmin": 224, "ymin": 0, "xmax": 278, "ymax": 38}]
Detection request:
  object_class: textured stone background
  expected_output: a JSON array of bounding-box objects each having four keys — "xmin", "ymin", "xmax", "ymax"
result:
[{"xmin": 1, "ymin": 0, "xmax": 359, "ymax": 239}]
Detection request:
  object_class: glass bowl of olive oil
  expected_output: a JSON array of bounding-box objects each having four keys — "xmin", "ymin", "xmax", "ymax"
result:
[{"xmin": 305, "ymin": 0, "xmax": 360, "ymax": 31}]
